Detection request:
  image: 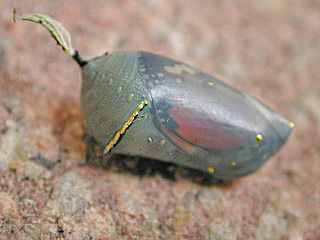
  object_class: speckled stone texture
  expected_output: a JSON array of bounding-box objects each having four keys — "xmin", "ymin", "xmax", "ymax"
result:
[{"xmin": 0, "ymin": 0, "xmax": 319, "ymax": 239}]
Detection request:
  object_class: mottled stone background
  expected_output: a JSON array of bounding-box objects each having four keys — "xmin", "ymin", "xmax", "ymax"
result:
[{"xmin": 0, "ymin": 0, "xmax": 319, "ymax": 239}]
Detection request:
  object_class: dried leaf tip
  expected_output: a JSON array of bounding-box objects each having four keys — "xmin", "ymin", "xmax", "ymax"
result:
[
  {"xmin": 21, "ymin": 13, "xmax": 75, "ymax": 56},
  {"xmin": 16, "ymin": 12, "xmax": 87, "ymax": 66},
  {"xmin": 13, "ymin": 8, "xmax": 17, "ymax": 23}
]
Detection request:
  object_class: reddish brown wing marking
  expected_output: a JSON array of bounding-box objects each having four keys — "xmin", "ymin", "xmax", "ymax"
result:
[
  {"xmin": 158, "ymin": 123, "xmax": 199, "ymax": 155},
  {"xmin": 169, "ymin": 107, "xmax": 244, "ymax": 149}
]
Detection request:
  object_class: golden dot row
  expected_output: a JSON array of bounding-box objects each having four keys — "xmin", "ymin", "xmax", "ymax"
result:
[
  {"xmin": 103, "ymin": 99, "xmax": 148, "ymax": 154},
  {"xmin": 208, "ymin": 121, "xmax": 295, "ymax": 174}
]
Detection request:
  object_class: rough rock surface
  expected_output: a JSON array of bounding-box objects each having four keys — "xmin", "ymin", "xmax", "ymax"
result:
[{"xmin": 1, "ymin": 0, "xmax": 319, "ymax": 239}]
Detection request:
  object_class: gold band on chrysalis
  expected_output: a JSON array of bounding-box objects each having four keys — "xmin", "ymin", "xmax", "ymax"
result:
[{"xmin": 103, "ymin": 99, "xmax": 148, "ymax": 154}]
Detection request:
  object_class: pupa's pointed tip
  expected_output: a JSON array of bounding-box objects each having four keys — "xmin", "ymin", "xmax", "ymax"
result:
[{"xmin": 272, "ymin": 116, "xmax": 294, "ymax": 145}]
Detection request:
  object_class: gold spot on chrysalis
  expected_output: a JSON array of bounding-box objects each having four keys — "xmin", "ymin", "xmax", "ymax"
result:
[
  {"xmin": 207, "ymin": 167, "xmax": 215, "ymax": 174},
  {"xmin": 289, "ymin": 121, "xmax": 295, "ymax": 129},
  {"xmin": 160, "ymin": 139, "xmax": 166, "ymax": 145},
  {"xmin": 127, "ymin": 93, "xmax": 134, "ymax": 102},
  {"xmin": 231, "ymin": 160, "xmax": 237, "ymax": 167},
  {"xmin": 148, "ymin": 137, "xmax": 153, "ymax": 143},
  {"xmin": 256, "ymin": 134, "xmax": 263, "ymax": 142}
]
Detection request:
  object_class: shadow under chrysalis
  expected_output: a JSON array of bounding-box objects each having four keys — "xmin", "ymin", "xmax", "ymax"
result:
[{"xmin": 84, "ymin": 132, "xmax": 231, "ymax": 186}]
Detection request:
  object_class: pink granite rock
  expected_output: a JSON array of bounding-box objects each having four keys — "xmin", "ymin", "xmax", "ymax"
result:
[{"xmin": 0, "ymin": 0, "xmax": 319, "ymax": 239}]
